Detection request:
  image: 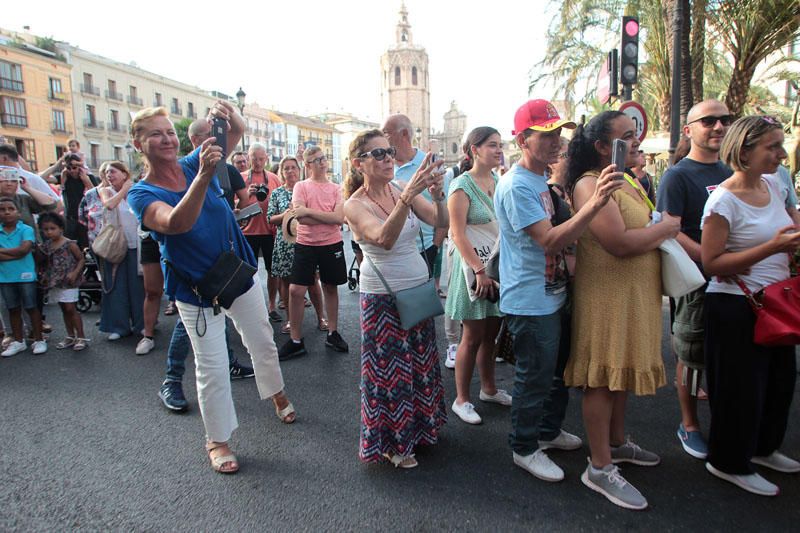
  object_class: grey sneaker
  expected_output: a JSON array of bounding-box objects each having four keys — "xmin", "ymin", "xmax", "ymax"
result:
[
  {"xmin": 581, "ymin": 461, "xmax": 648, "ymax": 510},
  {"xmin": 611, "ymin": 437, "xmax": 660, "ymax": 466}
]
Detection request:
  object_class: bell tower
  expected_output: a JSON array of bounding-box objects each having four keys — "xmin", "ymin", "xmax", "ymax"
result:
[{"xmin": 380, "ymin": 2, "xmax": 431, "ymax": 147}]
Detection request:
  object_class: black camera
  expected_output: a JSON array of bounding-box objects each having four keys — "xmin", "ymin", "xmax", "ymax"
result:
[{"xmin": 254, "ymin": 184, "xmax": 269, "ymax": 202}]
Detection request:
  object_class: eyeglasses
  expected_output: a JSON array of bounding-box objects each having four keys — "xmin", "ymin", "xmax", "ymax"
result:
[
  {"xmin": 358, "ymin": 147, "xmax": 396, "ymax": 161},
  {"xmin": 558, "ymin": 152, "xmax": 567, "ymax": 160},
  {"xmin": 688, "ymin": 115, "xmax": 733, "ymax": 128},
  {"xmin": 762, "ymin": 115, "xmax": 780, "ymax": 125},
  {"xmin": 309, "ymin": 156, "xmax": 327, "ymax": 165}
]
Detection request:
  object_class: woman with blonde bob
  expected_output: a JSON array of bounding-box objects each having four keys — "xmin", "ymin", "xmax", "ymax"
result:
[
  {"xmin": 126, "ymin": 104, "xmax": 294, "ymax": 475},
  {"xmin": 344, "ymin": 129, "xmax": 448, "ymax": 469},
  {"xmin": 701, "ymin": 115, "xmax": 800, "ymax": 496}
]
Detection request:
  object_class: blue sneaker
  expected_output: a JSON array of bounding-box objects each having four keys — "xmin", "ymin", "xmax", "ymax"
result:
[
  {"xmin": 677, "ymin": 423, "xmax": 708, "ymax": 459},
  {"xmin": 158, "ymin": 381, "xmax": 188, "ymax": 413}
]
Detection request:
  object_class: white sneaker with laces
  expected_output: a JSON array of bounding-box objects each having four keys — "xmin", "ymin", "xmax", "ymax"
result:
[
  {"xmin": 752, "ymin": 451, "xmax": 800, "ymax": 473},
  {"xmin": 31, "ymin": 340, "xmax": 47, "ymax": 355},
  {"xmin": 1, "ymin": 340, "xmax": 26, "ymax": 357},
  {"xmin": 444, "ymin": 344, "xmax": 457, "ymax": 369},
  {"xmin": 452, "ymin": 400, "xmax": 482, "ymax": 424},
  {"xmin": 135, "ymin": 337, "xmax": 155, "ymax": 355},
  {"xmin": 513, "ymin": 449, "xmax": 564, "ymax": 482},
  {"xmin": 539, "ymin": 429, "xmax": 583, "ymax": 451},
  {"xmin": 479, "ymin": 389, "xmax": 512, "ymax": 406}
]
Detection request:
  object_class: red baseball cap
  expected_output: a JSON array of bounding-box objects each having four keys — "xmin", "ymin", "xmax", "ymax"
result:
[{"xmin": 512, "ymin": 99, "xmax": 576, "ymax": 135}]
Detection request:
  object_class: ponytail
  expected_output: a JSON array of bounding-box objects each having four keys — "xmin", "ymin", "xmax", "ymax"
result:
[
  {"xmin": 565, "ymin": 110, "xmax": 624, "ymax": 195},
  {"xmin": 343, "ymin": 165, "xmax": 364, "ymax": 199}
]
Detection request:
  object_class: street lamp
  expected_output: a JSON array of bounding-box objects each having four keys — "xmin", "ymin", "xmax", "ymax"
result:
[
  {"xmin": 415, "ymin": 127, "xmax": 421, "ymax": 147},
  {"xmin": 124, "ymin": 142, "xmax": 135, "ymax": 173},
  {"xmin": 236, "ymin": 87, "xmax": 246, "ymax": 151}
]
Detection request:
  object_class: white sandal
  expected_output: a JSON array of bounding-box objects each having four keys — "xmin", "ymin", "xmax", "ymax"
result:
[
  {"xmin": 56, "ymin": 337, "xmax": 76, "ymax": 350},
  {"xmin": 383, "ymin": 453, "xmax": 418, "ymax": 469},
  {"xmin": 275, "ymin": 401, "xmax": 296, "ymax": 424}
]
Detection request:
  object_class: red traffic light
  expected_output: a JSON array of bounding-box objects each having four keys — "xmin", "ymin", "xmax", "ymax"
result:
[{"xmin": 625, "ymin": 19, "xmax": 639, "ymax": 37}]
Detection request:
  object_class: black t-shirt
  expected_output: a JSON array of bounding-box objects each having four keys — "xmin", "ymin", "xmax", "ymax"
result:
[
  {"xmin": 222, "ymin": 163, "xmax": 246, "ymax": 209},
  {"xmin": 655, "ymin": 158, "xmax": 732, "ymax": 244},
  {"xmin": 62, "ymin": 173, "xmax": 99, "ymax": 219}
]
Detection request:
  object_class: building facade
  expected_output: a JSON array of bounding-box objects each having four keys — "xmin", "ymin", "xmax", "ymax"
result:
[
  {"xmin": 315, "ymin": 112, "xmax": 379, "ymax": 183},
  {"xmin": 272, "ymin": 111, "xmax": 337, "ymax": 180},
  {"xmin": 0, "ymin": 36, "xmax": 74, "ymax": 171},
  {"xmin": 380, "ymin": 3, "xmax": 431, "ymax": 147},
  {"xmin": 430, "ymin": 101, "xmax": 467, "ymax": 168}
]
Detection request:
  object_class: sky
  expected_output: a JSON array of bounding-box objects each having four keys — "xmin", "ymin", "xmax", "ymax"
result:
[{"xmin": 3, "ymin": 0, "xmax": 555, "ymax": 136}]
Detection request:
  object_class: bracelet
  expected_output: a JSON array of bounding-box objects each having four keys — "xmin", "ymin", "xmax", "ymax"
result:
[
  {"xmin": 399, "ymin": 194, "xmax": 412, "ymax": 207},
  {"xmin": 473, "ymin": 266, "xmax": 486, "ymax": 275}
]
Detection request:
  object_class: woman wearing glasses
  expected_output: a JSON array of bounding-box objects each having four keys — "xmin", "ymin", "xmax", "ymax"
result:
[
  {"xmin": 702, "ymin": 116, "xmax": 800, "ymax": 496},
  {"xmin": 343, "ymin": 129, "xmax": 448, "ymax": 469},
  {"xmin": 278, "ymin": 146, "xmax": 349, "ymax": 359}
]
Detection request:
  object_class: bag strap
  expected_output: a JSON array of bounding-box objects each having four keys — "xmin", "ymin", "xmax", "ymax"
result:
[
  {"xmin": 622, "ymin": 170, "xmax": 656, "ymax": 212},
  {"xmin": 732, "ymin": 252, "xmax": 797, "ymax": 311},
  {"xmin": 462, "ymin": 173, "xmax": 497, "ymax": 221},
  {"xmin": 363, "ymin": 254, "xmax": 395, "ymax": 296}
]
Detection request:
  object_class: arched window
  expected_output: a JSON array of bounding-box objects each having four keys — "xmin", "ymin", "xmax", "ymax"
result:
[
  {"xmin": 452, "ymin": 142, "xmax": 458, "ymax": 154},
  {"xmin": 394, "ymin": 67, "xmax": 401, "ymax": 86},
  {"xmin": 412, "ymin": 66, "xmax": 418, "ymax": 85}
]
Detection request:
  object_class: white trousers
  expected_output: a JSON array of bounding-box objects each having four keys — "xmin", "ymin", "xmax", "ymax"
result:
[{"xmin": 176, "ymin": 278, "xmax": 285, "ymax": 443}]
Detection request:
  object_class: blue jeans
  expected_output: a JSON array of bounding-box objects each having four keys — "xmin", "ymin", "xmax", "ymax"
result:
[
  {"xmin": 99, "ymin": 249, "xmax": 144, "ymax": 336},
  {"xmin": 164, "ymin": 317, "xmax": 238, "ymax": 383},
  {"xmin": 506, "ymin": 306, "xmax": 571, "ymax": 456}
]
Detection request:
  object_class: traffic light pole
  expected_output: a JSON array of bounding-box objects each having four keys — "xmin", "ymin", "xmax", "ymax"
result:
[{"xmin": 621, "ymin": 85, "xmax": 632, "ymax": 102}]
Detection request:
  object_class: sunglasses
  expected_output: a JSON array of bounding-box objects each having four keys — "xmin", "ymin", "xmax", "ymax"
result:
[
  {"xmin": 688, "ymin": 115, "xmax": 733, "ymax": 128},
  {"xmin": 359, "ymin": 147, "xmax": 396, "ymax": 161},
  {"xmin": 309, "ymin": 155, "xmax": 327, "ymax": 165}
]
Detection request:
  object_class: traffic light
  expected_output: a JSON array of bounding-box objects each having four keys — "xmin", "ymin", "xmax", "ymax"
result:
[{"xmin": 620, "ymin": 16, "xmax": 639, "ymax": 86}]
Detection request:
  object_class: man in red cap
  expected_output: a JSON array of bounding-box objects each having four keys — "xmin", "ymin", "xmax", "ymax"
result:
[{"xmin": 494, "ymin": 99, "xmax": 622, "ymax": 482}]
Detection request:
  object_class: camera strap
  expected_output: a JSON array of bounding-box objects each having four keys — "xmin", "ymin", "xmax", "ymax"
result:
[{"xmin": 215, "ymin": 160, "xmax": 231, "ymax": 194}]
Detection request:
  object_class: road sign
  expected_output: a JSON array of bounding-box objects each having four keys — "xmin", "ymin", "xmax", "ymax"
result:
[
  {"xmin": 597, "ymin": 50, "xmax": 619, "ymax": 105},
  {"xmin": 619, "ymin": 101, "xmax": 648, "ymax": 142}
]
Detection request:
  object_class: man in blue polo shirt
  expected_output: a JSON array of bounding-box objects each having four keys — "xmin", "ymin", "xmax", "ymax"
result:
[
  {"xmin": 494, "ymin": 99, "xmax": 621, "ymax": 482},
  {"xmin": 0, "ymin": 198, "xmax": 46, "ymax": 356}
]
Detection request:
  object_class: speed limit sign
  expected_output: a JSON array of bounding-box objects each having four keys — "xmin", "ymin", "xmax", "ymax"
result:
[{"xmin": 619, "ymin": 101, "xmax": 648, "ymax": 142}]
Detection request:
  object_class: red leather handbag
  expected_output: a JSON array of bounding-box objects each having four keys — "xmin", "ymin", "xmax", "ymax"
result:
[{"xmin": 735, "ymin": 270, "xmax": 800, "ymax": 347}]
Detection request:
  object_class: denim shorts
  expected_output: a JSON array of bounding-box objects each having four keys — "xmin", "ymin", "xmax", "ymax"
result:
[{"xmin": 0, "ymin": 282, "xmax": 38, "ymax": 310}]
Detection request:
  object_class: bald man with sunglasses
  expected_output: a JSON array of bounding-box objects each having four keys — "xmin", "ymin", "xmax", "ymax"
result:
[{"xmin": 656, "ymin": 99, "xmax": 733, "ymax": 462}]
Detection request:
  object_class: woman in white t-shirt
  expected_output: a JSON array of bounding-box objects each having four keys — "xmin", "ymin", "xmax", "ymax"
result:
[{"xmin": 701, "ymin": 115, "xmax": 800, "ymax": 497}]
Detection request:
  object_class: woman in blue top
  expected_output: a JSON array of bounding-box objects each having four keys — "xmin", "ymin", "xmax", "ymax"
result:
[{"xmin": 127, "ymin": 103, "xmax": 294, "ymax": 475}]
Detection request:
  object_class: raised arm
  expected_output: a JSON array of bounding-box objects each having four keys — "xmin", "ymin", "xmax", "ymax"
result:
[{"xmin": 99, "ymin": 181, "xmax": 133, "ymax": 210}]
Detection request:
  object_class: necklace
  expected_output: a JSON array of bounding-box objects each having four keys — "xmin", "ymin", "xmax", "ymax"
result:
[
  {"xmin": 472, "ymin": 173, "xmax": 495, "ymax": 197},
  {"xmin": 365, "ymin": 184, "xmax": 396, "ymax": 218}
]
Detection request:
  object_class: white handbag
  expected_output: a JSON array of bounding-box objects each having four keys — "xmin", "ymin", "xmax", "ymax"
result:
[{"xmin": 659, "ymin": 237, "xmax": 706, "ymax": 298}]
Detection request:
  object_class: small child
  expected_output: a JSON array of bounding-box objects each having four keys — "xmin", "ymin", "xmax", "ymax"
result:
[
  {"xmin": 0, "ymin": 198, "xmax": 46, "ymax": 356},
  {"xmin": 37, "ymin": 212, "xmax": 86, "ymax": 351},
  {"xmin": 66, "ymin": 139, "xmax": 90, "ymax": 171}
]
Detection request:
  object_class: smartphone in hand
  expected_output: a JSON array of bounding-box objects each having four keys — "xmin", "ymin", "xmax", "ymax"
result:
[
  {"xmin": 611, "ymin": 139, "xmax": 628, "ymax": 179},
  {"xmin": 211, "ymin": 117, "xmax": 228, "ymax": 157}
]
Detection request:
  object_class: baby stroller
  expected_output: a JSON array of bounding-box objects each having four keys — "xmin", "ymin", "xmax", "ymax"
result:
[{"xmin": 76, "ymin": 248, "xmax": 102, "ymax": 313}]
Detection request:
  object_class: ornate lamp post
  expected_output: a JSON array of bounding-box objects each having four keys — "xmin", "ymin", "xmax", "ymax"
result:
[
  {"xmin": 124, "ymin": 142, "xmax": 135, "ymax": 173},
  {"xmin": 415, "ymin": 127, "xmax": 421, "ymax": 147},
  {"xmin": 236, "ymin": 87, "xmax": 246, "ymax": 151}
]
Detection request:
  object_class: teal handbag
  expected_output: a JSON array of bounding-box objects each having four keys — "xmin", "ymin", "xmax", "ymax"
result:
[{"xmin": 363, "ymin": 230, "xmax": 444, "ymax": 330}]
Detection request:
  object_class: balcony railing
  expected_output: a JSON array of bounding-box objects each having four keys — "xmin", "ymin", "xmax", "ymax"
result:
[
  {"xmin": 80, "ymin": 83, "xmax": 100, "ymax": 96},
  {"xmin": 84, "ymin": 119, "xmax": 104, "ymax": 130},
  {"xmin": 48, "ymin": 91, "xmax": 68, "ymax": 102},
  {"xmin": 127, "ymin": 95, "xmax": 143, "ymax": 106},
  {"xmin": 187, "ymin": 110, "xmax": 197, "ymax": 119},
  {"xmin": 105, "ymin": 89, "xmax": 123, "ymax": 101},
  {"xmin": 107, "ymin": 122, "xmax": 125, "ymax": 133},
  {"xmin": 252, "ymin": 128, "xmax": 263, "ymax": 137},
  {"xmin": 0, "ymin": 113, "xmax": 27, "ymax": 127},
  {"xmin": 272, "ymin": 140, "xmax": 286, "ymax": 147},
  {"xmin": 51, "ymin": 124, "xmax": 68, "ymax": 134},
  {"xmin": 0, "ymin": 77, "xmax": 24, "ymax": 92},
  {"xmin": 170, "ymin": 106, "xmax": 182, "ymax": 116}
]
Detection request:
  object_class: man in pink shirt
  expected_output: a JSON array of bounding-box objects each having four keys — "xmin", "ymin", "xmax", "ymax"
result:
[
  {"xmin": 278, "ymin": 146, "xmax": 348, "ymax": 359},
  {"xmin": 241, "ymin": 143, "xmax": 283, "ymax": 321}
]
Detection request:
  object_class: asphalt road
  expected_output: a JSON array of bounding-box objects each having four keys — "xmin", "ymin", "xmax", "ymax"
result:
[{"xmin": 2, "ymin": 237, "xmax": 799, "ymax": 531}]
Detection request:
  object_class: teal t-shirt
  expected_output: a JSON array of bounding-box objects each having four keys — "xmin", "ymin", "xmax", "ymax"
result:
[{"xmin": 0, "ymin": 221, "xmax": 36, "ymax": 283}]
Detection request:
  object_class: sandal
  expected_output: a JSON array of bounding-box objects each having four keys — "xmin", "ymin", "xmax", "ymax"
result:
[
  {"xmin": 304, "ymin": 297, "xmax": 312, "ymax": 308},
  {"xmin": 278, "ymin": 301, "xmax": 286, "ymax": 310},
  {"xmin": 206, "ymin": 441, "xmax": 239, "ymax": 474},
  {"xmin": 56, "ymin": 336, "xmax": 76, "ymax": 350},
  {"xmin": 275, "ymin": 396, "xmax": 296, "ymax": 424},
  {"xmin": 383, "ymin": 452, "xmax": 418, "ymax": 469},
  {"xmin": 73, "ymin": 338, "xmax": 89, "ymax": 351},
  {"xmin": 164, "ymin": 302, "xmax": 177, "ymax": 316},
  {"xmin": 317, "ymin": 318, "xmax": 329, "ymax": 332},
  {"xmin": 280, "ymin": 322, "xmax": 291, "ymax": 335}
]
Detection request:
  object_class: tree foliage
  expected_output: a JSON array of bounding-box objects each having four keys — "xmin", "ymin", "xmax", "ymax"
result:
[{"xmin": 174, "ymin": 118, "xmax": 194, "ymax": 156}]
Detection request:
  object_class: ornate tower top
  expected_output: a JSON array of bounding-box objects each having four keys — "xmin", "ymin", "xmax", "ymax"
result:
[{"xmin": 395, "ymin": 2, "xmax": 413, "ymax": 46}]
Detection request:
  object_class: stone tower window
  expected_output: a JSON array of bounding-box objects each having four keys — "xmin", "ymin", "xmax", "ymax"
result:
[
  {"xmin": 401, "ymin": 31, "xmax": 408, "ymax": 42},
  {"xmin": 412, "ymin": 67, "xmax": 418, "ymax": 86},
  {"xmin": 452, "ymin": 142, "xmax": 458, "ymax": 154},
  {"xmin": 395, "ymin": 67, "xmax": 401, "ymax": 86}
]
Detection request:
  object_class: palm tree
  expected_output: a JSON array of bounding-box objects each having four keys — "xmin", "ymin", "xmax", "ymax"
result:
[{"xmin": 709, "ymin": 0, "xmax": 800, "ymax": 116}]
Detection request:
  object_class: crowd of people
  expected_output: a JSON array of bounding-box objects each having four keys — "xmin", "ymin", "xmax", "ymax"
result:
[{"xmin": 1, "ymin": 94, "xmax": 798, "ymax": 511}]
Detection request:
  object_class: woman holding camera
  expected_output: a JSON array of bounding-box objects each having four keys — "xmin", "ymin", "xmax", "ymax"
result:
[
  {"xmin": 702, "ymin": 116, "xmax": 800, "ymax": 496},
  {"xmin": 564, "ymin": 111, "xmax": 680, "ymax": 509},
  {"xmin": 127, "ymin": 103, "xmax": 293, "ymax": 475},
  {"xmin": 446, "ymin": 127, "xmax": 507, "ymax": 425},
  {"xmin": 344, "ymin": 129, "xmax": 448, "ymax": 469}
]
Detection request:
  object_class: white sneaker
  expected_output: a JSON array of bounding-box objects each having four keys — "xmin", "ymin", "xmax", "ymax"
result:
[
  {"xmin": 752, "ymin": 451, "xmax": 800, "ymax": 473},
  {"xmin": 135, "ymin": 337, "xmax": 155, "ymax": 355},
  {"xmin": 1, "ymin": 340, "xmax": 26, "ymax": 357},
  {"xmin": 452, "ymin": 400, "xmax": 482, "ymax": 424},
  {"xmin": 31, "ymin": 340, "xmax": 47, "ymax": 355},
  {"xmin": 539, "ymin": 429, "xmax": 583, "ymax": 451},
  {"xmin": 107, "ymin": 333, "xmax": 121, "ymax": 341},
  {"xmin": 479, "ymin": 389, "xmax": 512, "ymax": 406},
  {"xmin": 444, "ymin": 344, "xmax": 457, "ymax": 369},
  {"xmin": 513, "ymin": 449, "xmax": 564, "ymax": 482},
  {"xmin": 706, "ymin": 462, "xmax": 779, "ymax": 496}
]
